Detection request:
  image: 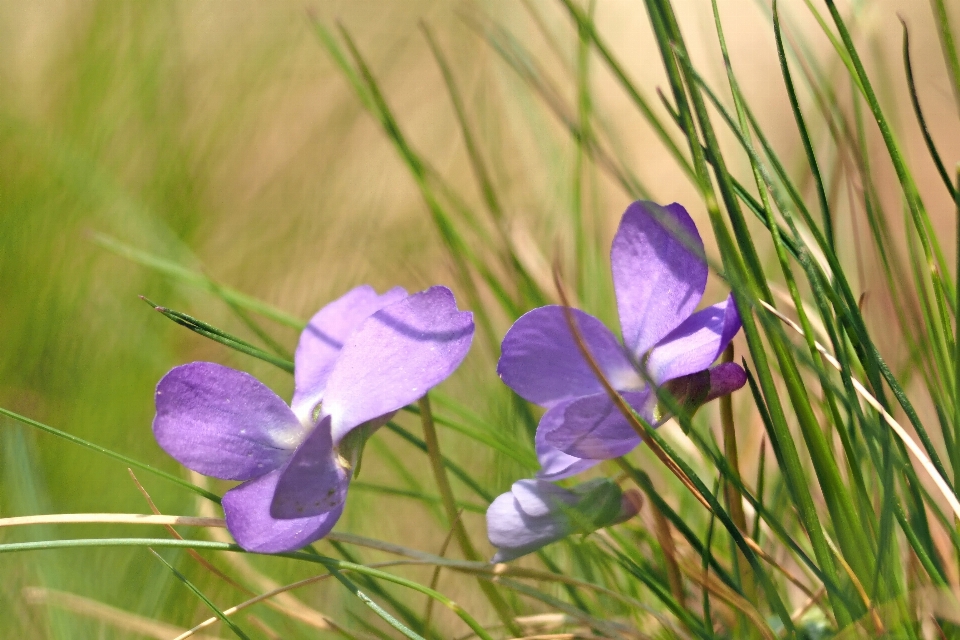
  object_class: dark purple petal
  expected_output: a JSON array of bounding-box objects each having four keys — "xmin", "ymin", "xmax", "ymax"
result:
[
  {"xmin": 539, "ymin": 391, "xmax": 651, "ymax": 460},
  {"xmin": 612, "ymin": 201, "xmax": 707, "ymax": 359},
  {"xmin": 153, "ymin": 362, "xmax": 304, "ymax": 481},
  {"xmin": 705, "ymin": 362, "xmax": 747, "ymax": 402},
  {"xmin": 270, "ymin": 416, "xmax": 352, "ymax": 519},
  {"xmin": 497, "ymin": 306, "xmax": 641, "ymax": 408},
  {"xmin": 292, "ymin": 285, "xmax": 407, "ymax": 422},
  {"xmin": 322, "ymin": 286, "xmax": 474, "ymax": 444},
  {"xmin": 223, "ymin": 468, "xmax": 345, "ymax": 553},
  {"xmin": 645, "ymin": 293, "xmax": 741, "ymax": 384},
  {"xmin": 535, "ymin": 434, "xmax": 600, "ymax": 481},
  {"xmin": 486, "ymin": 480, "xmax": 575, "ymax": 562}
]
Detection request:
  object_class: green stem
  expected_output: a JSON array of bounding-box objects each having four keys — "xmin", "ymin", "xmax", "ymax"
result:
[{"xmin": 418, "ymin": 395, "xmax": 520, "ymax": 637}]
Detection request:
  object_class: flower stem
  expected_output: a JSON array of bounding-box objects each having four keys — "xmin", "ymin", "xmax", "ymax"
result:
[
  {"xmin": 417, "ymin": 394, "xmax": 520, "ymax": 637},
  {"xmin": 719, "ymin": 343, "xmax": 758, "ymax": 631}
]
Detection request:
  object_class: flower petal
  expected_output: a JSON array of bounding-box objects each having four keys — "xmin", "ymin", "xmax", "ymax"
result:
[
  {"xmin": 322, "ymin": 286, "xmax": 475, "ymax": 445},
  {"xmin": 539, "ymin": 391, "xmax": 650, "ymax": 460},
  {"xmin": 270, "ymin": 416, "xmax": 352, "ymax": 519},
  {"xmin": 705, "ymin": 362, "xmax": 747, "ymax": 402},
  {"xmin": 498, "ymin": 306, "xmax": 641, "ymax": 408},
  {"xmin": 511, "ymin": 478, "xmax": 579, "ymax": 518},
  {"xmin": 612, "ymin": 201, "xmax": 707, "ymax": 358},
  {"xmin": 223, "ymin": 469, "xmax": 345, "ymax": 553},
  {"xmin": 487, "ymin": 481, "xmax": 574, "ymax": 562},
  {"xmin": 535, "ymin": 435, "xmax": 600, "ymax": 481},
  {"xmin": 153, "ymin": 362, "xmax": 304, "ymax": 481},
  {"xmin": 292, "ymin": 285, "xmax": 408, "ymax": 422},
  {"xmin": 646, "ymin": 293, "xmax": 741, "ymax": 384}
]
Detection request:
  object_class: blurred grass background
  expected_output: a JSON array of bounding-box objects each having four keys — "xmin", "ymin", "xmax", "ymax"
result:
[{"xmin": 1, "ymin": 0, "xmax": 958, "ymax": 637}]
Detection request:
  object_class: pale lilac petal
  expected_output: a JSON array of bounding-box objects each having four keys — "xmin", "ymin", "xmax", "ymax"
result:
[
  {"xmin": 270, "ymin": 416, "xmax": 351, "ymax": 519},
  {"xmin": 535, "ymin": 435, "xmax": 600, "ymax": 481},
  {"xmin": 292, "ymin": 285, "xmax": 407, "ymax": 422},
  {"xmin": 612, "ymin": 201, "xmax": 707, "ymax": 358},
  {"xmin": 511, "ymin": 478, "xmax": 578, "ymax": 517},
  {"xmin": 223, "ymin": 469, "xmax": 345, "ymax": 553},
  {"xmin": 487, "ymin": 481, "xmax": 574, "ymax": 562},
  {"xmin": 646, "ymin": 294, "xmax": 741, "ymax": 384},
  {"xmin": 153, "ymin": 362, "xmax": 304, "ymax": 481},
  {"xmin": 498, "ymin": 306, "xmax": 642, "ymax": 408},
  {"xmin": 705, "ymin": 362, "xmax": 747, "ymax": 402},
  {"xmin": 539, "ymin": 391, "xmax": 650, "ymax": 460},
  {"xmin": 322, "ymin": 286, "xmax": 474, "ymax": 445}
]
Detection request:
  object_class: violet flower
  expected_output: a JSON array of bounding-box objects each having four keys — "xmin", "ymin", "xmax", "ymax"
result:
[
  {"xmin": 486, "ymin": 478, "xmax": 641, "ymax": 562},
  {"xmin": 498, "ymin": 201, "xmax": 746, "ymax": 480},
  {"xmin": 153, "ymin": 285, "xmax": 474, "ymax": 553}
]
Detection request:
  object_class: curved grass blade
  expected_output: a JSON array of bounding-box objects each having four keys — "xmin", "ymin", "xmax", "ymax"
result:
[
  {"xmin": 0, "ymin": 538, "xmax": 491, "ymax": 640},
  {"xmin": 900, "ymin": 19, "xmax": 956, "ymax": 200},
  {"xmin": 149, "ymin": 549, "xmax": 253, "ymax": 640},
  {"xmin": 92, "ymin": 233, "xmax": 305, "ymax": 329},
  {"xmin": 931, "ymin": 0, "xmax": 960, "ymax": 118},
  {"xmin": 419, "ymin": 22, "xmax": 547, "ymax": 310},
  {"xmin": 0, "ymin": 406, "xmax": 221, "ymax": 504},
  {"xmin": 773, "ymin": 0, "xmax": 833, "ymax": 249},
  {"xmin": 325, "ymin": 541, "xmax": 434, "ymax": 640},
  {"xmin": 141, "ymin": 296, "xmax": 295, "ymax": 374}
]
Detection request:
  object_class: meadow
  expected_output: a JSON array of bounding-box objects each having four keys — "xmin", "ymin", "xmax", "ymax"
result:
[{"xmin": 2, "ymin": 0, "xmax": 960, "ymax": 637}]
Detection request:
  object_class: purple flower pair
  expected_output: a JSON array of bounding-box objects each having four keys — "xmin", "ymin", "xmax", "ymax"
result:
[
  {"xmin": 153, "ymin": 285, "xmax": 474, "ymax": 553},
  {"xmin": 487, "ymin": 200, "xmax": 746, "ymax": 560}
]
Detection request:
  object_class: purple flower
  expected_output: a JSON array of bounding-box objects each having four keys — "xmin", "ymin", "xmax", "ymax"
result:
[
  {"xmin": 486, "ymin": 478, "xmax": 641, "ymax": 562},
  {"xmin": 497, "ymin": 201, "xmax": 746, "ymax": 480},
  {"xmin": 153, "ymin": 285, "xmax": 474, "ymax": 553}
]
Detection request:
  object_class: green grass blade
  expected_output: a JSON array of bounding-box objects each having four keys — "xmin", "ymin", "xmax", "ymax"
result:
[
  {"xmin": 141, "ymin": 296, "xmax": 295, "ymax": 374},
  {"xmin": 772, "ymin": 0, "xmax": 833, "ymax": 249},
  {"xmin": 931, "ymin": 0, "xmax": 960, "ymax": 118},
  {"xmin": 149, "ymin": 548, "xmax": 253, "ymax": 640},
  {"xmin": 384, "ymin": 422, "xmax": 493, "ymax": 502},
  {"xmin": 644, "ymin": 0, "xmax": 853, "ymax": 623},
  {"xmin": 417, "ymin": 395, "xmax": 520, "ymax": 636},
  {"xmin": 0, "ymin": 406, "xmax": 221, "ymax": 504},
  {"xmin": 402, "ymin": 405, "xmax": 537, "ymax": 469},
  {"xmin": 554, "ymin": 0, "xmax": 695, "ymax": 183},
  {"xmin": 901, "ymin": 20, "xmax": 956, "ymax": 199},
  {"xmin": 92, "ymin": 232, "xmax": 305, "ymax": 329},
  {"xmin": 350, "ymin": 482, "xmax": 485, "ymax": 514},
  {"xmin": 420, "ymin": 22, "xmax": 547, "ymax": 310}
]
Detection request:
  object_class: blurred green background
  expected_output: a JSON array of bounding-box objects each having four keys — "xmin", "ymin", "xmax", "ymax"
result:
[{"xmin": 1, "ymin": 0, "xmax": 957, "ymax": 637}]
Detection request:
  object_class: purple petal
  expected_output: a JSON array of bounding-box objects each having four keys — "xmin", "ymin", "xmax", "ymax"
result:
[
  {"xmin": 705, "ymin": 362, "xmax": 747, "ymax": 402},
  {"xmin": 153, "ymin": 362, "xmax": 304, "ymax": 481},
  {"xmin": 223, "ymin": 469, "xmax": 345, "ymax": 553},
  {"xmin": 486, "ymin": 481, "xmax": 574, "ymax": 562},
  {"xmin": 535, "ymin": 434, "xmax": 600, "ymax": 481},
  {"xmin": 612, "ymin": 201, "xmax": 707, "ymax": 359},
  {"xmin": 292, "ymin": 285, "xmax": 407, "ymax": 422},
  {"xmin": 539, "ymin": 391, "xmax": 651, "ymax": 460},
  {"xmin": 646, "ymin": 293, "xmax": 741, "ymax": 384},
  {"xmin": 322, "ymin": 286, "xmax": 474, "ymax": 445},
  {"xmin": 270, "ymin": 416, "xmax": 351, "ymax": 519},
  {"xmin": 498, "ymin": 306, "xmax": 641, "ymax": 408}
]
